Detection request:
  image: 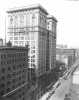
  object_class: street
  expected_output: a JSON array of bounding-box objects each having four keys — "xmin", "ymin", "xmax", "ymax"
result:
[{"xmin": 40, "ymin": 76, "xmax": 72, "ymax": 100}]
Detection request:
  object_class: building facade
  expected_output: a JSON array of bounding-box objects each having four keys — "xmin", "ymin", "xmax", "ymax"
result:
[
  {"xmin": 56, "ymin": 47, "xmax": 76, "ymax": 67},
  {"xmin": 7, "ymin": 4, "xmax": 57, "ymax": 77},
  {"xmin": 6, "ymin": 4, "xmax": 57, "ymax": 100},
  {"xmin": 0, "ymin": 45, "xmax": 28, "ymax": 100}
]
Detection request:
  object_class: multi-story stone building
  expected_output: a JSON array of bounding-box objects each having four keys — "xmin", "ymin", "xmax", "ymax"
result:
[
  {"xmin": 7, "ymin": 4, "xmax": 57, "ymax": 77},
  {"xmin": 6, "ymin": 4, "xmax": 57, "ymax": 100},
  {"xmin": 0, "ymin": 44, "xmax": 28, "ymax": 100}
]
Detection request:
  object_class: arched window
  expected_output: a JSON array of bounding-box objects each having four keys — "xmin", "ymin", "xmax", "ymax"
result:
[
  {"xmin": 14, "ymin": 15, "xmax": 18, "ymax": 27},
  {"xmin": 10, "ymin": 16, "xmax": 13, "ymax": 24},
  {"xmin": 20, "ymin": 15, "xmax": 24, "ymax": 27},
  {"xmin": 32, "ymin": 14, "xmax": 35, "ymax": 26}
]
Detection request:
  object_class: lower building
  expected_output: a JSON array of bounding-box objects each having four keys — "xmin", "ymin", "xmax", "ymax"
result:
[{"xmin": 0, "ymin": 44, "xmax": 28, "ymax": 100}]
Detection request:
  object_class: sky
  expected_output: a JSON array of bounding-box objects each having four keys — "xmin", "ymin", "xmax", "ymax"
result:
[{"xmin": 0, "ymin": 0, "xmax": 79, "ymax": 48}]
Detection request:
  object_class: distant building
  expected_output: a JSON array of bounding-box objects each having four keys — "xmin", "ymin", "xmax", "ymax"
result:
[
  {"xmin": 56, "ymin": 47, "xmax": 76, "ymax": 67},
  {"xmin": 0, "ymin": 45, "xmax": 28, "ymax": 100},
  {"xmin": 56, "ymin": 44, "xmax": 68, "ymax": 49},
  {"xmin": 0, "ymin": 39, "xmax": 3, "ymax": 46}
]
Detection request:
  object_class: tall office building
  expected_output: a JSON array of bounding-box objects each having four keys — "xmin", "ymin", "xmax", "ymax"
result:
[
  {"xmin": 6, "ymin": 4, "xmax": 57, "ymax": 100},
  {"xmin": 0, "ymin": 45, "xmax": 28, "ymax": 100},
  {"xmin": 7, "ymin": 4, "xmax": 57, "ymax": 77},
  {"xmin": 47, "ymin": 15, "xmax": 57, "ymax": 69}
]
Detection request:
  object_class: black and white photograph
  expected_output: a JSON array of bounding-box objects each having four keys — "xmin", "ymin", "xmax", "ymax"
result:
[{"xmin": 0, "ymin": 0, "xmax": 79, "ymax": 100}]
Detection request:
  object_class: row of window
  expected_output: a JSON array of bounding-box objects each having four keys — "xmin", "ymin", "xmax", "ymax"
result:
[
  {"xmin": 1, "ymin": 65, "xmax": 25, "ymax": 72},
  {"xmin": 0, "ymin": 81, "xmax": 26, "ymax": 96},
  {"xmin": 0, "ymin": 58, "xmax": 26, "ymax": 65},
  {"xmin": 0, "ymin": 68, "xmax": 26, "ymax": 76},
  {"xmin": 0, "ymin": 72, "xmax": 26, "ymax": 81},
  {"xmin": 0, "ymin": 53, "xmax": 26, "ymax": 59}
]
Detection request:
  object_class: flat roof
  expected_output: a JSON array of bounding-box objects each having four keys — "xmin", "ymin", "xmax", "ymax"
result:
[
  {"xmin": 7, "ymin": 4, "xmax": 48, "ymax": 15},
  {"xmin": 47, "ymin": 15, "xmax": 57, "ymax": 22}
]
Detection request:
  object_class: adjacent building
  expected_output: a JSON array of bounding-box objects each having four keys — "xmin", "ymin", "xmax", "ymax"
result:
[{"xmin": 0, "ymin": 44, "xmax": 28, "ymax": 100}]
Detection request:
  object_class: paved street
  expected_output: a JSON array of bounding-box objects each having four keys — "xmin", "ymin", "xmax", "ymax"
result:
[{"xmin": 40, "ymin": 77, "xmax": 71, "ymax": 100}]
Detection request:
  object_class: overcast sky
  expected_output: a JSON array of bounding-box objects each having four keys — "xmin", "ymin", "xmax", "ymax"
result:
[{"xmin": 0, "ymin": 0, "xmax": 79, "ymax": 48}]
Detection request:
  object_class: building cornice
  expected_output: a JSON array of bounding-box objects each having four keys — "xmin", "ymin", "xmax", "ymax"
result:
[
  {"xmin": 7, "ymin": 4, "xmax": 48, "ymax": 15},
  {"xmin": 47, "ymin": 15, "xmax": 57, "ymax": 22}
]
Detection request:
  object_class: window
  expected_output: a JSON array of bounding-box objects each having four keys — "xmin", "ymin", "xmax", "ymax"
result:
[
  {"xmin": 1, "ymin": 76, "xmax": 5, "ymax": 81},
  {"xmin": 19, "ymin": 94, "xmax": 22, "ymax": 98},
  {"xmin": 32, "ymin": 14, "xmax": 35, "ymax": 19},
  {"xmin": 1, "ymin": 84, "xmax": 5, "ymax": 88},
  {"xmin": 13, "ymin": 66, "xmax": 16, "ymax": 70},
  {"xmin": 31, "ymin": 64, "xmax": 36, "ymax": 68},
  {"xmin": 23, "ymin": 97, "xmax": 25, "ymax": 100},
  {"xmin": 19, "ymin": 41, "xmax": 24, "ymax": 46},
  {"xmin": 7, "ymin": 88, "xmax": 10, "ymax": 92},
  {"xmin": 7, "ymin": 74, "xmax": 11, "ymax": 79},
  {"xmin": 12, "ymin": 72, "xmax": 16, "ymax": 76},
  {"xmin": 18, "ymin": 82, "xmax": 21, "ymax": 86},
  {"xmin": 31, "ymin": 59, "xmax": 35, "ymax": 62},
  {"xmin": 14, "ymin": 37, "xmax": 18, "ymax": 40},
  {"xmin": 20, "ymin": 15, "xmax": 24, "ymax": 27},
  {"xmin": 20, "ymin": 36, "xmax": 24, "ymax": 40},
  {"xmin": 1, "ymin": 61, "xmax": 4, "ymax": 65},
  {"xmin": 12, "ymin": 85, "xmax": 15, "ymax": 89},
  {"xmin": 31, "ymin": 55, "xmax": 35, "ymax": 58},
  {"xmin": 8, "ymin": 67, "xmax": 11, "ymax": 71},
  {"xmin": 12, "ymin": 79, "xmax": 16, "ymax": 83},
  {"xmin": 10, "ymin": 37, "xmax": 13, "ymax": 40},
  {"xmin": 0, "ymin": 90, "xmax": 5, "ymax": 96},
  {"xmin": 1, "ymin": 55, "xmax": 3, "ymax": 59},
  {"xmin": 10, "ymin": 16, "xmax": 13, "ymax": 25},
  {"xmin": 40, "ymin": 15, "xmax": 42, "ymax": 24},
  {"xmin": 14, "ymin": 16, "xmax": 18, "ymax": 27},
  {"xmin": 7, "ymin": 81, "xmax": 10, "ymax": 85},
  {"xmin": 31, "ymin": 50, "xmax": 35, "ymax": 53},
  {"xmin": 1, "ymin": 68, "xmax": 5, "ymax": 73},
  {"xmin": 14, "ymin": 32, "xmax": 18, "ymax": 36},
  {"xmin": 19, "ymin": 77, "xmax": 21, "ymax": 80}
]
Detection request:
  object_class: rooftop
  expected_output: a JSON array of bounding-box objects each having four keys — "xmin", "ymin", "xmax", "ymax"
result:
[{"xmin": 7, "ymin": 4, "xmax": 48, "ymax": 15}]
